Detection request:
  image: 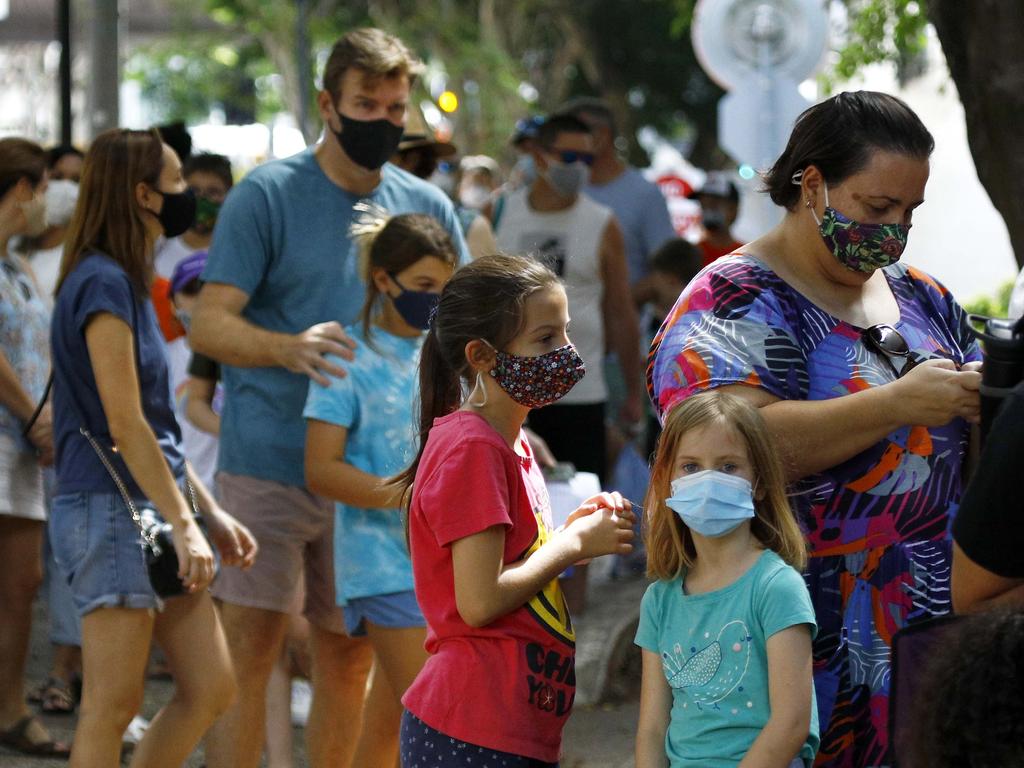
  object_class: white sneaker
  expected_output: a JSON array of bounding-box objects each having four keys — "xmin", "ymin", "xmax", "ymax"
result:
[
  {"xmin": 123, "ymin": 714, "xmax": 150, "ymax": 744},
  {"xmin": 290, "ymin": 679, "xmax": 312, "ymax": 727}
]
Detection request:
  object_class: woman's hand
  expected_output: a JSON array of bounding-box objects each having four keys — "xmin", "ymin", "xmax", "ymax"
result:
[
  {"xmin": 889, "ymin": 358, "xmax": 981, "ymax": 427},
  {"xmin": 203, "ymin": 505, "xmax": 259, "ymax": 570},
  {"xmin": 26, "ymin": 403, "xmax": 54, "ymax": 466},
  {"xmin": 171, "ymin": 517, "xmax": 218, "ymax": 593}
]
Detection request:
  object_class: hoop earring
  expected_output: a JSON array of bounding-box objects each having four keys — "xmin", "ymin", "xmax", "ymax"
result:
[{"xmin": 469, "ymin": 370, "xmax": 488, "ymax": 407}]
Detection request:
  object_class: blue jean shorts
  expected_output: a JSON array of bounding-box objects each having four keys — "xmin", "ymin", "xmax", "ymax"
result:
[
  {"xmin": 343, "ymin": 589, "xmax": 424, "ymax": 637},
  {"xmin": 49, "ymin": 491, "xmax": 160, "ymax": 617}
]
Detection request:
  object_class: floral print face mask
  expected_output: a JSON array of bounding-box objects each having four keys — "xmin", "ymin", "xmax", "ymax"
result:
[
  {"xmin": 485, "ymin": 341, "xmax": 586, "ymax": 409},
  {"xmin": 810, "ymin": 182, "xmax": 910, "ymax": 273}
]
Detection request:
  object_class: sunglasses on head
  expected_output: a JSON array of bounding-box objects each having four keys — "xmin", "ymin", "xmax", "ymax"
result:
[
  {"xmin": 862, "ymin": 323, "xmax": 915, "ymax": 377},
  {"xmin": 552, "ymin": 150, "xmax": 595, "ymax": 167}
]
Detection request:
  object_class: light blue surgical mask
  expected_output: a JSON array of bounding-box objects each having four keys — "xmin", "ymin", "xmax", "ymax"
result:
[{"xmin": 666, "ymin": 470, "xmax": 755, "ymax": 538}]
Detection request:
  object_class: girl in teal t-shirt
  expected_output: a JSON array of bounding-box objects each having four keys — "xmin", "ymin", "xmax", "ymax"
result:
[
  {"xmin": 303, "ymin": 211, "xmax": 457, "ymax": 765},
  {"xmin": 635, "ymin": 390, "xmax": 819, "ymax": 768}
]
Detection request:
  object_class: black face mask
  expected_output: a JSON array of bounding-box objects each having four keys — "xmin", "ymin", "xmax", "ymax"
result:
[
  {"xmin": 155, "ymin": 188, "xmax": 197, "ymax": 238},
  {"xmin": 331, "ymin": 109, "xmax": 404, "ymax": 171}
]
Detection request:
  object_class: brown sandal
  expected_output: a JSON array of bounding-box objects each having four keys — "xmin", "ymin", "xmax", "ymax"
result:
[{"xmin": 0, "ymin": 714, "xmax": 71, "ymax": 758}]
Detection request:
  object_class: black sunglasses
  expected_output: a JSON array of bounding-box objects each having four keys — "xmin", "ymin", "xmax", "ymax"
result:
[
  {"xmin": 554, "ymin": 150, "xmax": 595, "ymax": 167},
  {"xmin": 862, "ymin": 323, "xmax": 915, "ymax": 377}
]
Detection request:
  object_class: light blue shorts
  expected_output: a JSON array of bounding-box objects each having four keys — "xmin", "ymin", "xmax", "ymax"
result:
[
  {"xmin": 343, "ymin": 589, "xmax": 424, "ymax": 637},
  {"xmin": 49, "ymin": 491, "xmax": 160, "ymax": 617}
]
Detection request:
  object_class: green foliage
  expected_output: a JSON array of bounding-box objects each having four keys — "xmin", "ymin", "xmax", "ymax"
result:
[
  {"xmin": 125, "ymin": 38, "xmax": 283, "ymax": 124},
  {"xmin": 826, "ymin": 0, "xmax": 930, "ymax": 90},
  {"xmin": 963, "ymin": 279, "xmax": 1015, "ymax": 319},
  {"xmin": 128, "ymin": 0, "xmax": 719, "ymax": 164}
]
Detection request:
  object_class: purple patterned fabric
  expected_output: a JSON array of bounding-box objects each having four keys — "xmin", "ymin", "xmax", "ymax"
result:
[{"xmin": 647, "ymin": 254, "xmax": 980, "ymax": 767}]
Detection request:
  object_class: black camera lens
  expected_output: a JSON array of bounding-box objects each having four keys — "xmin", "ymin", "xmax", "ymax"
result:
[{"xmin": 968, "ymin": 314, "xmax": 1024, "ymax": 443}]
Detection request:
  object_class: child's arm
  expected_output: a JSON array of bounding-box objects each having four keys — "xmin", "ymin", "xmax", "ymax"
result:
[
  {"xmin": 185, "ymin": 376, "xmax": 220, "ymax": 435},
  {"xmin": 450, "ymin": 504, "xmax": 633, "ymax": 627},
  {"xmin": 635, "ymin": 649, "xmax": 672, "ymax": 768},
  {"xmin": 305, "ymin": 419, "xmax": 403, "ymax": 509},
  {"xmin": 738, "ymin": 624, "xmax": 814, "ymax": 768}
]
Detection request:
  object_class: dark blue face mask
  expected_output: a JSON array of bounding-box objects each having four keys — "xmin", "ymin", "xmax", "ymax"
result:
[{"xmin": 389, "ymin": 274, "xmax": 440, "ymax": 331}]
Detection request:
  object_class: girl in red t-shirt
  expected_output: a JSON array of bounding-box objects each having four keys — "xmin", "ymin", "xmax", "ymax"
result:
[{"xmin": 395, "ymin": 253, "xmax": 635, "ymax": 766}]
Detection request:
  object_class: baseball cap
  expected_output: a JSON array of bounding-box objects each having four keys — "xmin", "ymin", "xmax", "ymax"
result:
[
  {"xmin": 169, "ymin": 250, "xmax": 208, "ymax": 296},
  {"xmin": 396, "ymin": 133, "xmax": 458, "ymax": 158},
  {"xmin": 688, "ymin": 171, "xmax": 740, "ymax": 203},
  {"xmin": 511, "ymin": 115, "xmax": 545, "ymax": 146}
]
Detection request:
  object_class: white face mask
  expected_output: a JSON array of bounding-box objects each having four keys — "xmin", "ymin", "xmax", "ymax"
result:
[
  {"xmin": 459, "ymin": 184, "xmax": 491, "ymax": 210},
  {"xmin": 20, "ymin": 192, "xmax": 48, "ymax": 237},
  {"xmin": 543, "ymin": 160, "xmax": 589, "ymax": 198},
  {"xmin": 44, "ymin": 179, "xmax": 79, "ymax": 227}
]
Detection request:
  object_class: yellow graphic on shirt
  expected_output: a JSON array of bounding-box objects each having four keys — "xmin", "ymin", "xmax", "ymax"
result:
[{"xmin": 523, "ymin": 508, "xmax": 575, "ymax": 646}]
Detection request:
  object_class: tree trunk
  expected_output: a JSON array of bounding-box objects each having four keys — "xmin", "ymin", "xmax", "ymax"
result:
[{"xmin": 929, "ymin": 0, "xmax": 1024, "ymax": 268}]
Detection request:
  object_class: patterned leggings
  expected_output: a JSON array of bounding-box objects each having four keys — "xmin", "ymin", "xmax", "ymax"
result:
[{"xmin": 400, "ymin": 711, "xmax": 559, "ymax": 768}]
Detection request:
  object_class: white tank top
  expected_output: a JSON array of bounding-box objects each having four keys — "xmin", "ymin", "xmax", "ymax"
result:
[{"xmin": 496, "ymin": 188, "xmax": 613, "ymax": 404}]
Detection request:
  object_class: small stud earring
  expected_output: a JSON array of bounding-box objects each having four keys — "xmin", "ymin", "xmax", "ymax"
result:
[{"xmin": 805, "ymin": 199, "xmax": 814, "ymax": 208}]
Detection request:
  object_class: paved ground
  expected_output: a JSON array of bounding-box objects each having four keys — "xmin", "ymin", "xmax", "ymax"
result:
[{"xmin": 7, "ymin": 563, "xmax": 646, "ymax": 767}]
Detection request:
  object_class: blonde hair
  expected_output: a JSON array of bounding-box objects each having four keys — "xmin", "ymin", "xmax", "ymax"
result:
[{"xmin": 644, "ymin": 390, "xmax": 807, "ymax": 580}]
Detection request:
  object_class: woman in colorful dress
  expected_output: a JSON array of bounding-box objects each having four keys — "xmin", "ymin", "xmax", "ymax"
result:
[{"xmin": 647, "ymin": 91, "xmax": 982, "ymax": 768}]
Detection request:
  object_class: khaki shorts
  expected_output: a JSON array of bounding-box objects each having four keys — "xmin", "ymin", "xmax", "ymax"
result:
[{"xmin": 211, "ymin": 472, "xmax": 345, "ymax": 634}]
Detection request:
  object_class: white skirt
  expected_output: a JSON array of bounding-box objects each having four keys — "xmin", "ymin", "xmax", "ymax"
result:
[{"xmin": 0, "ymin": 432, "xmax": 46, "ymax": 521}]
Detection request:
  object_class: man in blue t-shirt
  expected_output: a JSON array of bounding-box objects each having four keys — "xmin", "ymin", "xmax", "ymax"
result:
[{"xmin": 191, "ymin": 27, "xmax": 469, "ymax": 768}]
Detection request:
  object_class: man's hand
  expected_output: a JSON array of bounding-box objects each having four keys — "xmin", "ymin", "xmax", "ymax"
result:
[{"xmin": 275, "ymin": 322, "xmax": 357, "ymax": 387}]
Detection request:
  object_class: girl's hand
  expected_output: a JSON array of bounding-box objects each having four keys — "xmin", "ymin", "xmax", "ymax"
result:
[
  {"xmin": 566, "ymin": 502, "xmax": 635, "ymax": 561},
  {"xmin": 204, "ymin": 506, "xmax": 259, "ymax": 569},
  {"xmin": 171, "ymin": 517, "xmax": 217, "ymax": 592},
  {"xmin": 563, "ymin": 491, "xmax": 635, "ymax": 528}
]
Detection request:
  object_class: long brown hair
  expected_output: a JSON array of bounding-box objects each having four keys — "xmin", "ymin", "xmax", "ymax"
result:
[
  {"xmin": 644, "ymin": 390, "xmax": 807, "ymax": 579},
  {"xmin": 393, "ymin": 253, "xmax": 560, "ymax": 501},
  {"xmin": 353, "ymin": 212, "xmax": 457, "ymax": 350},
  {"xmin": 56, "ymin": 128, "xmax": 164, "ymax": 295}
]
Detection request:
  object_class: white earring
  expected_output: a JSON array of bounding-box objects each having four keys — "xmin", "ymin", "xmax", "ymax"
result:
[{"xmin": 469, "ymin": 370, "xmax": 488, "ymax": 407}]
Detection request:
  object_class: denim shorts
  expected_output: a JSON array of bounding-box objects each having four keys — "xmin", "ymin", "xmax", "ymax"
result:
[
  {"xmin": 49, "ymin": 491, "xmax": 160, "ymax": 617},
  {"xmin": 343, "ymin": 589, "xmax": 425, "ymax": 637}
]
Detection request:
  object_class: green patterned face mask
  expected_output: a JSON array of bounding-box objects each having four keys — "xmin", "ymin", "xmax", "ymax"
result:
[
  {"xmin": 810, "ymin": 183, "xmax": 910, "ymax": 273},
  {"xmin": 192, "ymin": 195, "xmax": 221, "ymax": 234}
]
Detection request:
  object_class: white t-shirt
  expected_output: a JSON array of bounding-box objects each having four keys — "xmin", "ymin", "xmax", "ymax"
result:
[
  {"xmin": 28, "ymin": 245, "xmax": 62, "ymax": 307},
  {"xmin": 495, "ymin": 188, "xmax": 612, "ymax": 404},
  {"xmin": 154, "ymin": 237, "xmax": 199, "ymax": 280},
  {"xmin": 165, "ymin": 336, "xmax": 219, "ymax": 491}
]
